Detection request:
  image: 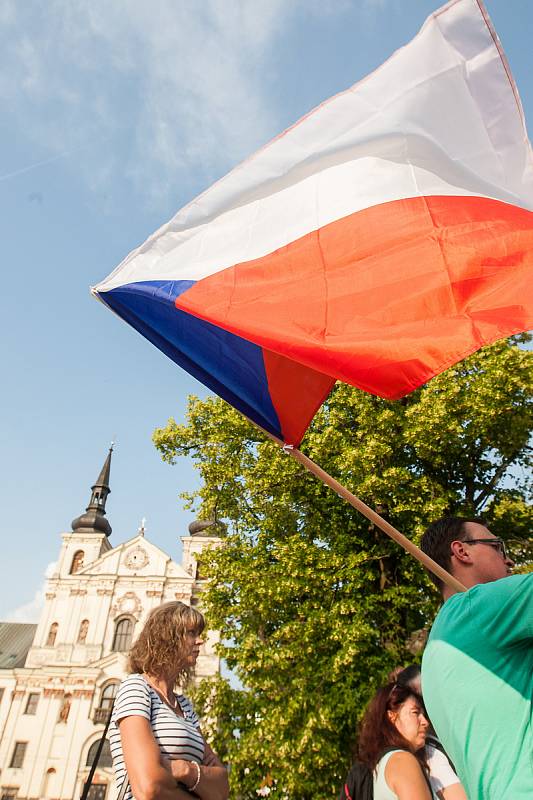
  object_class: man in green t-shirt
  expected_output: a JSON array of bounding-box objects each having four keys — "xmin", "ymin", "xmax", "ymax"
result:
[{"xmin": 420, "ymin": 517, "xmax": 532, "ymax": 799}]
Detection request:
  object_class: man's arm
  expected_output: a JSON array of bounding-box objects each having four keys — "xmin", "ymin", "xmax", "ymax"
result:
[
  {"xmin": 439, "ymin": 784, "xmax": 467, "ymax": 800},
  {"xmin": 427, "ymin": 744, "xmax": 467, "ymax": 800}
]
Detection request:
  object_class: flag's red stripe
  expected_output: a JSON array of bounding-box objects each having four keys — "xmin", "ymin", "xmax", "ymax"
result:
[
  {"xmin": 176, "ymin": 195, "xmax": 533, "ymax": 400},
  {"xmin": 261, "ymin": 349, "xmax": 334, "ymax": 444}
]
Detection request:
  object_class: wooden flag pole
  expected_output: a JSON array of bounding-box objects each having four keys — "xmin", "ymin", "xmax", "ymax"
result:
[{"xmin": 254, "ymin": 423, "xmax": 466, "ymax": 593}]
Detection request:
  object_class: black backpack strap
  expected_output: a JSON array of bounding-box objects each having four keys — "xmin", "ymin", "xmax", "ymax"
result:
[
  {"xmin": 379, "ymin": 746, "xmax": 408, "ymax": 758},
  {"xmin": 80, "ymin": 703, "xmax": 114, "ymax": 800}
]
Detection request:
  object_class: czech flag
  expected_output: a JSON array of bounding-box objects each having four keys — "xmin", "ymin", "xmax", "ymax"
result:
[{"xmin": 93, "ymin": 0, "xmax": 533, "ymax": 446}]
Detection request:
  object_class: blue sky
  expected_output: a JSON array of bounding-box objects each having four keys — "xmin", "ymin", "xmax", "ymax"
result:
[{"xmin": 2, "ymin": 0, "xmax": 532, "ymax": 621}]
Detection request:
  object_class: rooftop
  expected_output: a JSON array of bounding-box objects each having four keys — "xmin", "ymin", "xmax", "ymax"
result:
[{"xmin": 0, "ymin": 622, "xmax": 37, "ymax": 669}]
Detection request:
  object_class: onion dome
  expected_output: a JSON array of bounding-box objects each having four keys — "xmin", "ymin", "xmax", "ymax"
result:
[{"xmin": 188, "ymin": 517, "xmax": 226, "ymax": 537}]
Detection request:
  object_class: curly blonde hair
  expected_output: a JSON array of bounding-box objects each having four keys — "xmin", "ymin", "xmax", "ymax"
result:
[{"xmin": 128, "ymin": 601, "xmax": 205, "ymax": 681}]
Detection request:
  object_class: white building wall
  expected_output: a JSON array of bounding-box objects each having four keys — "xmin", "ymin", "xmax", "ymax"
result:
[{"xmin": 0, "ymin": 529, "xmax": 221, "ymax": 800}]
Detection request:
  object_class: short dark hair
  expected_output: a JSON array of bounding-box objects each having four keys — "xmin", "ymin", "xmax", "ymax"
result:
[
  {"xmin": 420, "ymin": 516, "xmax": 486, "ymax": 591},
  {"xmin": 396, "ymin": 664, "xmax": 421, "ymax": 687}
]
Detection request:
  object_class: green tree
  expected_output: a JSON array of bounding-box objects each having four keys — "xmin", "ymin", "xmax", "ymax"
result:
[{"xmin": 154, "ymin": 336, "xmax": 532, "ymax": 800}]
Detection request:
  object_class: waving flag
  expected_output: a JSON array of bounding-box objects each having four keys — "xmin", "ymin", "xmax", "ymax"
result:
[{"xmin": 93, "ymin": 0, "xmax": 533, "ymax": 446}]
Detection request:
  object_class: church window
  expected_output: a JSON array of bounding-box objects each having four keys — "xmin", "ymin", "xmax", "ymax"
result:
[
  {"xmin": 87, "ymin": 785, "xmax": 107, "ymax": 800},
  {"xmin": 1, "ymin": 789, "xmax": 18, "ymax": 800},
  {"xmin": 86, "ymin": 739, "xmax": 113, "ymax": 769},
  {"xmin": 195, "ymin": 559, "xmax": 205, "ymax": 580},
  {"xmin": 0, "ymin": 688, "xmax": 4, "ymax": 704},
  {"xmin": 70, "ymin": 550, "xmax": 85, "ymax": 574},
  {"xmin": 91, "ymin": 491, "xmax": 104, "ymax": 508},
  {"xmin": 24, "ymin": 693, "xmax": 39, "ymax": 715},
  {"xmin": 112, "ymin": 617, "xmax": 134, "ymax": 652},
  {"xmin": 100, "ymin": 682, "xmax": 118, "ymax": 711},
  {"xmin": 43, "ymin": 768, "xmax": 56, "ymax": 800},
  {"xmin": 9, "ymin": 742, "xmax": 27, "ymax": 768},
  {"xmin": 45, "ymin": 623, "xmax": 58, "ymax": 647},
  {"xmin": 77, "ymin": 619, "xmax": 89, "ymax": 643}
]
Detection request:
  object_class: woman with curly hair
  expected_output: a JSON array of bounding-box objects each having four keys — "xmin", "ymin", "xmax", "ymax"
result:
[
  {"xmin": 356, "ymin": 682, "xmax": 435, "ymax": 799},
  {"xmin": 109, "ymin": 601, "xmax": 229, "ymax": 800}
]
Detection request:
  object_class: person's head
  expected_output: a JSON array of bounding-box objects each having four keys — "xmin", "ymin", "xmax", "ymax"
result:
[
  {"xmin": 128, "ymin": 601, "xmax": 205, "ymax": 682},
  {"xmin": 358, "ymin": 683, "xmax": 429, "ymax": 770},
  {"xmin": 390, "ymin": 664, "xmax": 422, "ymax": 696},
  {"xmin": 420, "ymin": 516, "xmax": 514, "ymax": 594}
]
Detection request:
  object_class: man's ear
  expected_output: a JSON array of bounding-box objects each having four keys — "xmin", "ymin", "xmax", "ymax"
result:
[{"xmin": 450, "ymin": 539, "xmax": 472, "ymax": 564}]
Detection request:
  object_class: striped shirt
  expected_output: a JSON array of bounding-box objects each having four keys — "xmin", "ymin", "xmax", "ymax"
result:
[{"xmin": 109, "ymin": 674, "xmax": 205, "ymax": 800}]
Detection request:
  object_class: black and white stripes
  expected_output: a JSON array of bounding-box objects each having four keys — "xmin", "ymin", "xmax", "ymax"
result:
[{"xmin": 109, "ymin": 674, "xmax": 205, "ymax": 800}]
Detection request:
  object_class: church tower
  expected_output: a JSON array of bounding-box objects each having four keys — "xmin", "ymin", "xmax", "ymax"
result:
[
  {"xmin": 26, "ymin": 447, "xmax": 114, "ymax": 658},
  {"xmin": 0, "ymin": 446, "xmax": 222, "ymax": 800},
  {"xmin": 61, "ymin": 445, "xmax": 115, "ymax": 575}
]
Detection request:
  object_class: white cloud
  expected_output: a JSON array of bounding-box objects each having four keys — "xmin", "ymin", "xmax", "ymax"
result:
[
  {"xmin": 5, "ymin": 590, "xmax": 44, "ymax": 624},
  {"xmin": 5, "ymin": 562, "xmax": 57, "ymax": 624},
  {"xmin": 4, "ymin": 0, "xmax": 397, "ymax": 209},
  {"xmin": 1, "ymin": 0, "xmax": 323, "ymax": 207}
]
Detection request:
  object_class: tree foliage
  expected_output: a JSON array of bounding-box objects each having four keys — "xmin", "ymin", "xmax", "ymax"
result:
[{"xmin": 154, "ymin": 336, "xmax": 532, "ymax": 799}]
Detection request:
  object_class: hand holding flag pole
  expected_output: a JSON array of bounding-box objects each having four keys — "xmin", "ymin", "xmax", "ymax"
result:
[{"xmin": 93, "ymin": 0, "xmax": 532, "ymax": 597}]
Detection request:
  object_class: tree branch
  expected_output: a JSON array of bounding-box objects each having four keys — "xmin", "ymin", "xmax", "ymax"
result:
[{"xmin": 474, "ymin": 449, "xmax": 524, "ymax": 509}]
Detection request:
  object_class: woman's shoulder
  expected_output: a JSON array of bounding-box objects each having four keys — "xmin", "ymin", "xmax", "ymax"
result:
[
  {"xmin": 383, "ymin": 751, "xmax": 430, "ymax": 797},
  {"xmin": 386, "ymin": 750, "xmax": 419, "ymax": 765},
  {"xmin": 374, "ymin": 751, "xmax": 410, "ymax": 800},
  {"xmin": 376, "ymin": 749, "xmax": 412, "ymax": 770},
  {"xmin": 112, "ymin": 675, "xmax": 152, "ymax": 722},
  {"xmin": 115, "ymin": 673, "xmax": 151, "ymax": 702},
  {"xmin": 119, "ymin": 673, "xmax": 149, "ymax": 690},
  {"xmin": 383, "ymin": 750, "xmax": 423, "ymax": 780}
]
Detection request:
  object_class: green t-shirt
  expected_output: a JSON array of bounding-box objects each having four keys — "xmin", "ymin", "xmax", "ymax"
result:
[{"xmin": 422, "ymin": 574, "xmax": 533, "ymax": 799}]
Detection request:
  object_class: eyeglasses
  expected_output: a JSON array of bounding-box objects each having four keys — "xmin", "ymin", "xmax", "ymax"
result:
[{"xmin": 462, "ymin": 537, "xmax": 509, "ymax": 560}]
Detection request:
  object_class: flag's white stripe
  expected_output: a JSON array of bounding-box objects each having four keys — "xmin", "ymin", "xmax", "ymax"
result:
[
  {"xmin": 96, "ymin": 160, "xmax": 527, "ymax": 294},
  {"xmin": 94, "ymin": 0, "xmax": 533, "ymax": 294}
]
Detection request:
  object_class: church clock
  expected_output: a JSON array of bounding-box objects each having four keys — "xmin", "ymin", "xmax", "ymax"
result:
[{"xmin": 124, "ymin": 546, "xmax": 149, "ymax": 570}]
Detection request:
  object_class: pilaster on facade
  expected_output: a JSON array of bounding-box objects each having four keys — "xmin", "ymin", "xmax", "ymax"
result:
[
  {"xmin": 0, "ymin": 450, "xmax": 224, "ymax": 800},
  {"xmin": 57, "ymin": 531, "xmax": 112, "ymax": 580},
  {"xmin": 180, "ymin": 530, "xmax": 223, "ymax": 581},
  {"xmin": 1, "ymin": 526, "xmax": 223, "ymax": 800}
]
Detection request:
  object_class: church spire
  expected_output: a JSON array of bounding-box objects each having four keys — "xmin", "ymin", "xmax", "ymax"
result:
[{"xmin": 71, "ymin": 445, "xmax": 113, "ymax": 536}]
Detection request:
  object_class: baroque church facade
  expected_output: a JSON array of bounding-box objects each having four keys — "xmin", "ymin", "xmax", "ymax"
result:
[{"xmin": 0, "ymin": 449, "xmax": 221, "ymax": 800}]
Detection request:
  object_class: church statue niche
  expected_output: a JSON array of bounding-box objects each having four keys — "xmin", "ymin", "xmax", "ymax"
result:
[
  {"xmin": 0, "ymin": 445, "xmax": 223, "ymax": 800},
  {"xmin": 70, "ymin": 550, "xmax": 85, "ymax": 574},
  {"xmin": 46, "ymin": 622, "xmax": 58, "ymax": 647},
  {"xmin": 58, "ymin": 693, "xmax": 71, "ymax": 723},
  {"xmin": 77, "ymin": 619, "xmax": 89, "ymax": 643}
]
